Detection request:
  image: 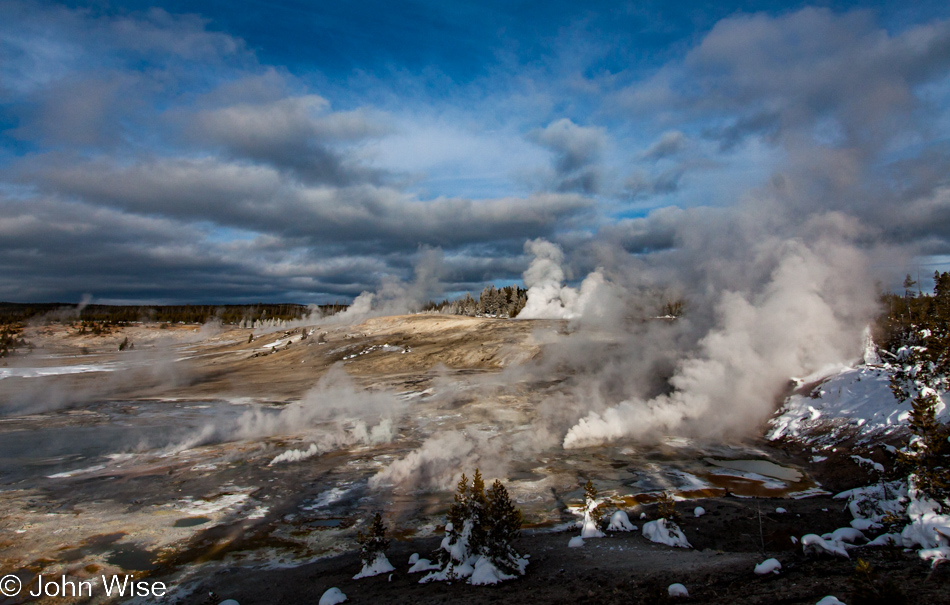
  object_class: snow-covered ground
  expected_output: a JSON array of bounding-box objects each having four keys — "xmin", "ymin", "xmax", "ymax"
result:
[
  {"xmin": 768, "ymin": 365, "xmax": 917, "ymax": 445},
  {"xmin": 0, "ymin": 362, "xmax": 123, "ymax": 379}
]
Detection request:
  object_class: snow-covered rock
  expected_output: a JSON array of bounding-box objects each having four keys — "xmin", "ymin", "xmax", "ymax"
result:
[
  {"xmin": 408, "ymin": 557, "xmax": 440, "ymax": 573},
  {"xmin": 319, "ymin": 588, "xmax": 347, "ymax": 605},
  {"xmin": 694, "ymin": 506, "xmax": 705, "ymax": 517},
  {"xmin": 353, "ymin": 553, "xmax": 395, "ymax": 579},
  {"xmin": 821, "ymin": 527, "xmax": 866, "ymax": 545},
  {"xmin": 815, "ymin": 597, "xmax": 846, "ymax": 605},
  {"xmin": 801, "ymin": 534, "xmax": 849, "ymax": 558},
  {"xmin": 902, "ymin": 490, "xmax": 950, "ymax": 565},
  {"xmin": 470, "ymin": 556, "xmax": 518, "ymax": 585},
  {"xmin": 408, "ymin": 553, "xmax": 419, "ymax": 565},
  {"xmin": 219, "ymin": 601, "xmax": 239, "ymax": 605},
  {"xmin": 775, "ymin": 507, "xmax": 787, "ymax": 514},
  {"xmin": 754, "ymin": 558, "xmax": 782, "ymax": 575},
  {"xmin": 668, "ymin": 583, "xmax": 689, "ymax": 597},
  {"xmin": 568, "ymin": 536, "xmax": 585, "ymax": 548},
  {"xmin": 642, "ymin": 519, "xmax": 691, "ymax": 548},
  {"xmin": 901, "ymin": 490, "xmax": 950, "ymax": 551},
  {"xmin": 867, "ymin": 533, "xmax": 900, "ymax": 546},
  {"xmin": 607, "ymin": 510, "xmax": 637, "ymax": 532},
  {"xmin": 849, "ymin": 518, "xmax": 878, "ymax": 531}
]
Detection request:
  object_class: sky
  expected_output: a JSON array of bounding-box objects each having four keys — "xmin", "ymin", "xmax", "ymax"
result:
[{"xmin": 1, "ymin": 0, "xmax": 950, "ymax": 304}]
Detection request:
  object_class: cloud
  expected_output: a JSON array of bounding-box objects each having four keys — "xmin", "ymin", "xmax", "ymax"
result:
[
  {"xmin": 528, "ymin": 118, "xmax": 607, "ymax": 193},
  {"xmin": 181, "ymin": 95, "xmax": 390, "ymax": 185},
  {"xmin": 20, "ymin": 155, "xmax": 593, "ymax": 249},
  {"xmin": 640, "ymin": 130, "xmax": 688, "ymax": 160},
  {"xmin": 3, "ymin": 2, "xmax": 950, "ymax": 304},
  {"xmin": 614, "ymin": 8, "xmax": 950, "ymax": 254}
]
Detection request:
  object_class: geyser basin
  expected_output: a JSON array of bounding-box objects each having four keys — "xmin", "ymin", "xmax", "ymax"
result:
[{"xmin": 0, "ymin": 318, "xmax": 823, "ymax": 596}]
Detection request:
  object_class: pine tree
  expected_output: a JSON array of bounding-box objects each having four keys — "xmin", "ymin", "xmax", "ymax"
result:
[
  {"xmin": 485, "ymin": 480, "xmax": 524, "ymax": 574},
  {"xmin": 887, "ymin": 271, "xmax": 950, "ymax": 508},
  {"xmin": 657, "ymin": 491, "xmax": 682, "ymax": 524},
  {"xmin": 584, "ymin": 480, "xmax": 603, "ymax": 523},
  {"xmin": 468, "ymin": 469, "xmax": 488, "ymax": 553},
  {"xmin": 355, "ymin": 512, "xmax": 390, "ymax": 567},
  {"xmin": 429, "ymin": 471, "xmax": 526, "ymax": 582},
  {"xmin": 580, "ymin": 479, "xmax": 605, "ymax": 538}
]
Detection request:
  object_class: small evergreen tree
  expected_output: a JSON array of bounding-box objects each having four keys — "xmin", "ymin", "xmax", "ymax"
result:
[
  {"xmin": 355, "ymin": 512, "xmax": 390, "ymax": 567},
  {"xmin": 657, "ymin": 491, "xmax": 682, "ymax": 524},
  {"xmin": 580, "ymin": 479, "xmax": 605, "ymax": 538},
  {"xmin": 584, "ymin": 480, "xmax": 603, "ymax": 522},
  {"xmin": 468, "ymin": 469, "xmax": 488, "ymax": 552},
  {"xmin": 485, "ymin": 480, "xmax": 524, "ymax": 574},
  {"xmin": 426, "ymin": 470, "xmax": 526, "ymax": 583},
  {"xmin": 353, "ymin": 511, "xmax": 395, "ymax": 579}
]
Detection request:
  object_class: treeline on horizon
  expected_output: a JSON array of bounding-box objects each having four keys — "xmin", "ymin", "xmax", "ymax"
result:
[
  {"xmin": 876, "ymin": 270, "xmax": 950, "ymax": 352},
  {"xmin": 0, "ymin": 302, "xmax": 346, "ymax": 326},
  {"xmin": 423, "ymin": 284, "xmax": 529, "ymax": 318},
  {"xmin": 0, "ymin": 284, "xmax": 532, "ymax": 327}
]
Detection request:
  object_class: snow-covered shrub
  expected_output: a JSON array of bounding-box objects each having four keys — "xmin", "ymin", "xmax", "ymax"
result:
[
  {"xmin": 642, "ymin": 518, "xmax": 691, "ymax": 548},
  {"xmin": 641, "ymin": 491, "xmax": 689, "ymax": 547},
  {"xmin": 422, "ymin": 470, "xmax": 527, "ymax": 584},
  {"xmin": 581, "ymin": 480, "xmax": 604, "ymax": 538},
  {"xmin": 657, "ymin": 491, "xmax": 682, "ymax": 524},
  {"xmin": 353, "ymin": 512, "xmax": 394, "ymax": 579}
]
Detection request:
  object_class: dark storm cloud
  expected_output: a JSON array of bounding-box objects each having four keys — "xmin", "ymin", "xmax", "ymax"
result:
[
  {"xmin": 21, "ymin": 155, "xmax": 593, "ymax": 251},
  {"xmin": 181, "ymin": 95, "xmax": 391, "ymax": 186}
]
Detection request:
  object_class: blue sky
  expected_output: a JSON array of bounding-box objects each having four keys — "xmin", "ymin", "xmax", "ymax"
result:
[{"xmin": 1, "ymin": 1, "xmax": 950, "ymax": 303}]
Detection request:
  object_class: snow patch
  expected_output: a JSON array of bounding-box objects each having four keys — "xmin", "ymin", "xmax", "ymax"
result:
[
  {"xmin": 607, "ymin": 510, "xmax": 637, "ymax": 532},
  {"xmin": 754, "ymin": 558, "xmax": 782, "ymax": 575},
  {"xmin": 408, "ymin": 557, "xmax": 440, "ymax": 573},
  {"xmin": 667, "ymin": 583, "xmax": 689, "ymax": 597},
  {"xmin": 801, "ymin": 534, "xmax": 849, "ymax": 558},
  {"xmin": 318, "ymin": 587, "xmax": 346, "ymax": 605}
]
